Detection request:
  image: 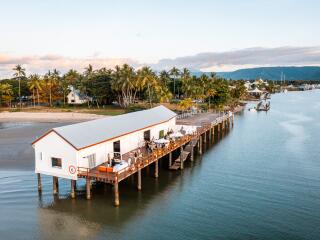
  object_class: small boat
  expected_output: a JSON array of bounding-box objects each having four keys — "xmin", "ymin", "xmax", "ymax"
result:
[
  {"xmin": 266, "ymin": 93, "xmax": 271, "ymax": 99},
  {"xmin": 256, "ymin": 101, "xmax": 270, "ymax": 111},
  {"xmin": 248, "ymin": 108, "xmax": 257, "ymax": 112}
]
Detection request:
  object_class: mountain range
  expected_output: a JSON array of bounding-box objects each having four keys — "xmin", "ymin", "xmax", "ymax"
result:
[{"xmin": 197, "ymin": 66, "xmax": 320, "ymax": 81}]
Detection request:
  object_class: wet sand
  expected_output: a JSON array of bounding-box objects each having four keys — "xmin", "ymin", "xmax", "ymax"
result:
[
  {"xmin": 0, "ymin": 112, "xmax": 104, "ymax": 123},
  {"xmin": 0, "ymin": 112, "xmax": 104, "ymax": 170},
  {"xmin": 0, "ymin": 122, "xmax": 72, "ymax": 170}
]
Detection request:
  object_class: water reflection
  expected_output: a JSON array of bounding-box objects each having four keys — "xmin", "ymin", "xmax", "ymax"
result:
[
  {"xmin": 6, "ymin": 92, "xmax": 320, "ymax": 239},
  {"xmin": 37, "ymin": 128, "xmax": 231, "ymax": 238}
]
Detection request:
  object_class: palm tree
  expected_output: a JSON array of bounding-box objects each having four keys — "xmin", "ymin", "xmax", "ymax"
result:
[
  {"xmin": 84, "ymin": 64, "xmax": 94, "ymax": 77},
  {"xmin": 169, "ymin": 67, "xmax": 180, "ymax": 98},
  {"xmin": 64, "ymin": 69, "xmax": 80, "ymax": 87},
  {"xmin": 59, "ymin": 77, "xmax": 69, "ymax": 106},
  {"xmin": 43, "ymin": 70, "xmax": 54, "ymax": 106},
  {"xmin": 137, "ymin": 66, "xmax": 158, "ymax": 108},
  {"xmin": 0, "ymin": 83, "xmax": 13, "ymax": 107},
  {"xmin": 199, "ymin": 74, "xmax": 210, "ymax": 96},
  {"xmin": 28, "ymin": 74, "xmax": 42, "ymax": 106},
  {"xmin": 50, "ymin": 69, "xmax": 60, "ymax": 106},
  {"xmin": 155, "ymin": 83, "xmax": 172, "ymax": 103},
  {"xmin": 181, "ymin": 68, "xmax": 191, "ymax": 97},
  {"xmin": 12, "ymin": 64, "xmax": 26, "ymax": 108},
  {"xmin": 62, "ymin": 69, "xmax": 80, "ymax": 105},
  {"xmin": 111, "ymin": 64, "xmax": 137, "ymax": 107},
  {"xmin": 207, "ymin": 88, "xmax": 217, "ymax": 110},
  {"xmin": 159, "ymin": 70, "xmax": 170, "ymax": 87}
]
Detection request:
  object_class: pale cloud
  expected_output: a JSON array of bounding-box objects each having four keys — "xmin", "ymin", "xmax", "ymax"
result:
[
  {"xmin": 151, "ymin": 46, "xmax": 320, "ymax": 72},
  {"xmin": 0, "ymin": 53, "xmax": 140, "ymax": 78},
  {"xmin": 1, "ymin": 46, "xmax": 320, "ymax": 78}
]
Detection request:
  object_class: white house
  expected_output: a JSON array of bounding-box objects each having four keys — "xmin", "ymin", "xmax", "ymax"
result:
[
  {"xmin": 67, "ymin": 86, "xmax": 90, "ymax": 104},
  {"xmin": 248, "ymin": 87, "xmax": 264, "ymax": 97},
  {"xmin": 244, "ymin": 81, "xmax": 252, "ymax": 90},
  {"xmin": 32, "ymin": 106, "xmax": 177, "ymax": 180}
]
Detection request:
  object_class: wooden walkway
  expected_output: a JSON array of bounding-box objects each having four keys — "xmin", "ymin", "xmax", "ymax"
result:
[
  {"xmin": 169, "ymin": 150, "xmax": 190, "ymax": 170},
  {"xmin": 75, "ymin": 112, "xmax": 234, "ymax": 205}
]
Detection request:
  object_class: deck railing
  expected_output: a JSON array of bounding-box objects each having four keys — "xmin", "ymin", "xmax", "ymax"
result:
[{"xmin": 77, "ymin": 113, "xmax": 233, "ymax": 183}]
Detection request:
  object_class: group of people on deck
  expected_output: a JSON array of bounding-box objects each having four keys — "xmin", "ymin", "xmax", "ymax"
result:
[{"xmin": 145, "ymin": 127, "xmax": 186, "ymax": 153}]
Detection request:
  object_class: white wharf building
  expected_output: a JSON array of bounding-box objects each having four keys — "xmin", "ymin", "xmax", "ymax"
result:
[
  {"xmin": 33, "ymin": 106, "xmax": 178, "ymax": 180},
  {"xmin": 32, "ymin": 105, "xmax": 234, "ymax": 206}
]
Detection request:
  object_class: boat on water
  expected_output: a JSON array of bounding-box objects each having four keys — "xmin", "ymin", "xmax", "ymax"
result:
[
  {"xmin": 248, "ymin": 107, "xmax": 257, "ymax": 112},
  {"xmin": 256, "ymin": 100, "xmax": 270, "ymax": 111}
]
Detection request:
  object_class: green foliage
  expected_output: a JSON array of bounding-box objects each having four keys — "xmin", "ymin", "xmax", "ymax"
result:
[
  {"xmin": 1, "ymin": 64, "xmax": 247, "ymax": 110},
  {"xmin": 230, "ymin": 80, "xmax": 247, "ymax": 99},
  {"xmin": 179, "ymin": 98, "xmax": 193, "ymax": 110}
]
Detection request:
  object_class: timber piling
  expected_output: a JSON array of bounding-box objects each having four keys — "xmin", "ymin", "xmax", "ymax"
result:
[{"xmin": 72, "ymin": 112, "xmax": 235, "ymax": 206}]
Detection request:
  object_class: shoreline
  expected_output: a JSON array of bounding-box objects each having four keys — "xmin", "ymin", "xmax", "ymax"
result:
[
  {"xmin": 0, "ymin": 112, "xmax": 105, "ymax": 123},
  {"xmin": 0, "ymin": 105, "xmax": 246, "ymax": 123}
]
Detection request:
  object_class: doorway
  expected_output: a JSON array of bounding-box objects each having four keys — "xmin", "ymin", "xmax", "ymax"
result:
[
  {"xmin": 113, "ymin": 140, "xmax": 121, "ymax": 159},
  {"xmin": 144, "ymin": 130, "xmax": 151, "ymax": 141}
]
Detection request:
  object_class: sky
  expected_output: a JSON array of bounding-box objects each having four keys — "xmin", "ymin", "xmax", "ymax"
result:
[{"xmin": 0, "ymin": 0, "xmax": 320, "ymax": 77}]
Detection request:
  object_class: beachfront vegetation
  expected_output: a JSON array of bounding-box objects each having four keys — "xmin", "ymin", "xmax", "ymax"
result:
[{"xmin": 0, "ymin": 64, "xmax": 249, "ymax": 112}]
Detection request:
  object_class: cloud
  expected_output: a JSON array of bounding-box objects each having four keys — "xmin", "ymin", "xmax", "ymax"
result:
[
  {"xmin": 151, "ymin": 46, "xmax": 320, "ymax": 72},
  {"xmin": 1, "ymin": 46, "xmax": 320, "ymax": 78},
  {"xmin": 0, "ymin": 53, "xmax": 140, "ymax": 78}
]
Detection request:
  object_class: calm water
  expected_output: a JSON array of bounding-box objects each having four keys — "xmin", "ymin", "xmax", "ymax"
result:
[{"xmin": 0, "ymin": 91, "xmax": 320, "ymax": 240}]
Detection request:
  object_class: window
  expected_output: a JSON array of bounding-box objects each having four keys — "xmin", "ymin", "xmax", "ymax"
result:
[
  {"xmin": 39, "ymin": 152, "xmax": 42, "ymax": 161},
  {"xmin": 52, "ymin": 157, "xmax": 62, "ymax": 168},
  {"xmin": 159, "ymin": 130, "xmax": 164, "ymax": 139},
  {"xmin": 86, "ymin": 154, "xmax": 96, "ymax": 168},
  {"xmin": 71, "ymin": 100, "xmax": 75, "ymax": 103}
]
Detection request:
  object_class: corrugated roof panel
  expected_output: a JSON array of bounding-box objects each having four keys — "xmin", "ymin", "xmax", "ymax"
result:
[{"xmin": 52, "ymin": 105, "xmax": 176, "ymax": 149}]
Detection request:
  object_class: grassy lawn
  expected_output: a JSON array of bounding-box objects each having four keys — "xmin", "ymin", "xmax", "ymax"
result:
[{"xmin": 0, "ymin": 105, "xmax": 127, "ymax": 116}]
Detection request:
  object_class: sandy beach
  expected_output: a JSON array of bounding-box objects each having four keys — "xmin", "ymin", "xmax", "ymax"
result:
[{"xmin": 0, "ymin": 111, "xmax": 105, "ymax": 123}]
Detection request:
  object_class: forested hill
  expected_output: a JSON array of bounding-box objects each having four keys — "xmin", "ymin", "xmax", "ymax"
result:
[{"xmin": 197, "ymin": 66, "xmax": 320, "ymax": 80}]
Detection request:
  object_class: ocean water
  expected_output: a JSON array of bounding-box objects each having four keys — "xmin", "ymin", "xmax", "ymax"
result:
[{"xmin": 0, "ymin": 90, "xmax": 319, "ymax": 240}]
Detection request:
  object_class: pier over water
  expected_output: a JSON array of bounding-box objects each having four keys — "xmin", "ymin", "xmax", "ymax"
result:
[{"xmin": 38, "ymin": 110, "xmax": 234, "ymax": 206}]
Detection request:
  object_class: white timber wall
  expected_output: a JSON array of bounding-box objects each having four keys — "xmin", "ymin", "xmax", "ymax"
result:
[
  {"xmin": 77, "ymin": 117, "xmax": 176, "ymax": 169},
  {"xmin": 67, "ymin": 92, "xmax": 87, "ymax": 104},
  {"xmin": 34, "ymin": 131, "xmax": 78, "ymax": 180}
]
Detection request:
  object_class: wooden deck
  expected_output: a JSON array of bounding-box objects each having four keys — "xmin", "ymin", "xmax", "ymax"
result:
[
  {"xmin": 78, "ymin": 133, "xmax": 196, "ymax": 183},
  {"xmin": 77, "ymin": 113, "xmax": 233, "ymax": 184}
]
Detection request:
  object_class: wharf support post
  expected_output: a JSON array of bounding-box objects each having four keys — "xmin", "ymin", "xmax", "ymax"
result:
[
  {"xmin": 71, "ymin": 180, "xmax": 76, "ymax": 199},
  {"xmin": 137, "ymin": 169, "xmax": 142, "ymax": 190},
  {"xmin": 37, "ymin": 173, "xmax": 42, "ymax": 192},
  {"xmin": 212, "ymin": 127, "xmax": 215, "ymax": 142},
  {"xmin": 180, "ymin": 146, "xmax": 184, "ymax": 170},
  {"xmin": 53, "ymin": 176, "xmax": 58, "ymax": 195},
  {"xmin": 114, "ymin": 182, "xmax": 120, "ymax": 206},
  {"xmin": 169, "ymin": 152, "xmax": 172, "ymax": 167},
  {"xmin": 86, "ymin": 178, "xmax": 91, "ymax": 200},
  {"xmin": 154, "ymin": 160, "xmax": 159, "ymax": 178},
  {"xmin": 190, "ymin": 146, "xmax": 194, "ymax": 161}
]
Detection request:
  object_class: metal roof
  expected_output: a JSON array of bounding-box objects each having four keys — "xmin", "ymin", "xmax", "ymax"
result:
[{"xmin": 51, "ymin": 105, "xmax": 176, "ymax": 150}]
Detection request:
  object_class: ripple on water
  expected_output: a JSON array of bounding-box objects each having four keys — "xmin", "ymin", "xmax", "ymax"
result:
[{"xmin": 1, "ymin": 91, "xmax": 320, "ymax": 240}]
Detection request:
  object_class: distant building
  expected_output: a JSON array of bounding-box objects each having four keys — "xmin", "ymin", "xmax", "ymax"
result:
[
  {"xmin": 67, "ymin": 86, "xmax": 91, "ymax": 104},
  {"xmin": 254, "ymin": 78, "xmax": 269, "ymax": 86},
  {"xmin": 244, "ymin": 81, "xmax": 252, "ymax": 90},
  {"xmin": 248, "ymin": 87, "xmax": 264, "ymax": 97},
  {"xmin": 298, "ymin": 84, "xmax": 316, "ymax": 91}
]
